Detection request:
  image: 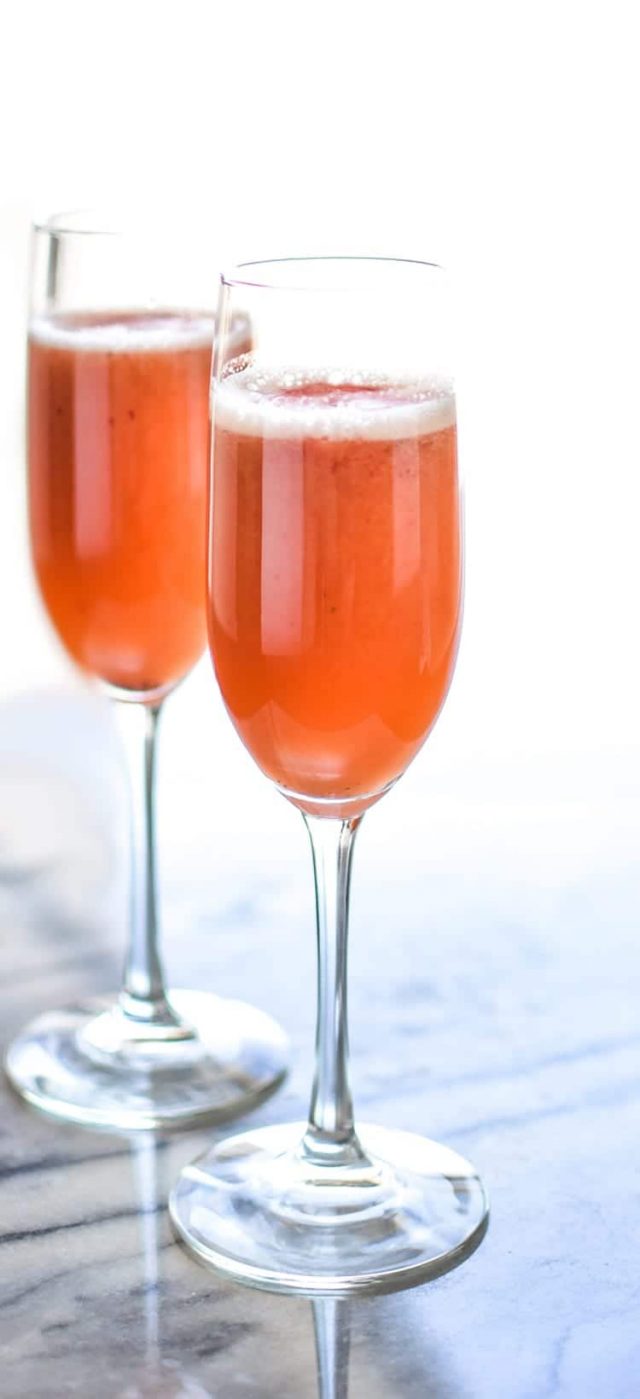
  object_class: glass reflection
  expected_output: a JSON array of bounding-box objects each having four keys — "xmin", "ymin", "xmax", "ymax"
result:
[
  {"xmin": 312, "ymin": 1298, "xmax": 351, "ymax": 1399},
  {"xmin": 119, "ymin": 1137, "xmax": 212, "ymax": 1399}
]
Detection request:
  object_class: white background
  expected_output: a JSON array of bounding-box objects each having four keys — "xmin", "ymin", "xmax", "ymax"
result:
[{"xmin": 1, "ymin": 0, "xmax": 638, "ymax": 916}]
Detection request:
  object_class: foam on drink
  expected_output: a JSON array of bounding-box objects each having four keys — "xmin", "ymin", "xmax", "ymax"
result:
[
  {"xmin": 29, "ymin": 310, "xmax": 256, "ymax": 356},
  {"xmin": 214, "ymin": 360, "xmax": 456, "ymax": 441}
]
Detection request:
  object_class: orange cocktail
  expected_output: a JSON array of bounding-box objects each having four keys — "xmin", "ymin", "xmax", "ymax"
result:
[
  {"xmin": 29, "ymin": 310, "xmax": 219, "ymax": 693},
  {"xmin": 209, "ymin": 366, "xmax": 461, "ymax": 810},
  {"xmin": 171, "ymin": 259, "xmax": 488, "ymax": 1294},
  {"xmin": 8, "ymin": 219, "xmax": 290, "ymax": 1136}
]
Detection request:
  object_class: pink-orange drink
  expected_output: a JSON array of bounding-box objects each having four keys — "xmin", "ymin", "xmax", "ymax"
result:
[
  {"xmin": 209, "ymin": 364, "xmax": 461, "ymax": 812},
  {"xmin": 29, "ymin": 310, "xmax": 248, "ymax": 694}
]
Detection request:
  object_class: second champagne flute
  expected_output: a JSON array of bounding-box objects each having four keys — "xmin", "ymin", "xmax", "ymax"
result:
[
  {"xmin": 4, "ymin": 212, "xmax": 288, "ymax": 1129},
  {"xmin": 171, "ymin": 257, "xmax": 488, "ymax": 1291}
]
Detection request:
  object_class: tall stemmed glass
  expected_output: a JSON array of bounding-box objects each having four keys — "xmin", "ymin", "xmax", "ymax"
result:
[
  {"xmin": 170, "ymin": 257, "xmax": 488, "ymax": 1290},
  {"xmin": 4, "ymin": 214, "xmax": 288, "ymax": 1129}
]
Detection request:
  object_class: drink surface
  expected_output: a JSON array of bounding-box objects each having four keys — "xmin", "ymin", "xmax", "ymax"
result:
[
  {"xmin": 209, "ymin": 363, "xmax": 462, "ymax": 812},
  {"xmin": 28, "ymin": 309, "xmax": 230, "ymax": 693}
]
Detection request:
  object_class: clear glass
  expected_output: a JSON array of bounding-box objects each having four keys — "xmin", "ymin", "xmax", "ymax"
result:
[
  {"xmin": 4, "ymin": 213, "xmax": 288, "ymax": 1129},
  {"xmin": 170, "ymin": 257, "xmax": 488, "ymax": 1289}
]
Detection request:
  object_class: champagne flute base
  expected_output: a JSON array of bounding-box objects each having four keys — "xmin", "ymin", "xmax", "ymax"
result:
[
  {"xmin": 4, "ymin": 990, "xmax": 288, "ymax": 1131},
  {"xmin": 169, "ymin": 1121, "xmax": 489, "ymax": 1295}
]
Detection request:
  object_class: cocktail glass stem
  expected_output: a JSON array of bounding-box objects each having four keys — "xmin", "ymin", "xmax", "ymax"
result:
[
  {"xmin": 5, "ymin": 685, "xmax": 288, "ymax": 1124},
  {"xmin": 301, "ymin": 813, "xmax": 367, "ymax": 1169},
  {"xmin": 115, "ymin": 700, "xmax": 183, "ymax": 1030}
]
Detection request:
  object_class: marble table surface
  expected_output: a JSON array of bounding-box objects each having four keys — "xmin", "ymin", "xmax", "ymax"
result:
[{"xmin": 0, "ymin": 684, "xmax": 639, "ymax": 1398}]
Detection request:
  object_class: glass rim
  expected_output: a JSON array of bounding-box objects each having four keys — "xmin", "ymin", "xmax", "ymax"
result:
[
  {"xmin": 221, "ymin": 255, "xmax": 445, "ymax": 293},
  {"xmin": 31, "ymin": 208, "xmax": 213, "ymax": 238},
  {"xmin": 32, "ymin": 210, "xmax": 123, "ymax": 237}
]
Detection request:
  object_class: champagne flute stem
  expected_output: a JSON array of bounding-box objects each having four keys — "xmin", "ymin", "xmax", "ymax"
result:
[
  {"xmin": 115, "ymin": 700, "xmax": 179, "ymax": 1026},
  {"xmin": 302, "ymin": 812, "xmax": 365, "ymax": 1166}
]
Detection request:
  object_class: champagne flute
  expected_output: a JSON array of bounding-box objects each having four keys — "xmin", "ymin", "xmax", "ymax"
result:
[
  {"xmin": 170, "ymin": 257, "xmax": 488, "ymax": 1290},
  {"xmin": 4, "ymin": 213, "xmax": 288, "ymax": 1129}
]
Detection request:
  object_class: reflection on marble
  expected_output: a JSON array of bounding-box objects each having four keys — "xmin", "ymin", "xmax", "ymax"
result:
[
  {"xmin": 1, "ymin": 691, "xmax": 640, "ymax": 1396},
  {"xmin": 121, "ymin": 1139, "xmax": 213, "ymax": 1399},
  {"xmin": 312, "ymin": 1300, "xmax": 350, "ymax": 1399}
]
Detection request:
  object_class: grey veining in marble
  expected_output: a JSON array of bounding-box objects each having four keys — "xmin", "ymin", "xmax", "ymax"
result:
[{"xmin": 1, "ymin": 689, "xmax": 639, "ymax": 1397}]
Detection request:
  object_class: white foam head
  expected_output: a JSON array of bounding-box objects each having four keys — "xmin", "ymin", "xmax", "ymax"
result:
[
  {"xmin": 29, "ymin": 311, "xmax": 217, "ymax": 354},
  {"xmin": 214, "ymin": 361, "xmax": 456, "ymax": 440}
]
